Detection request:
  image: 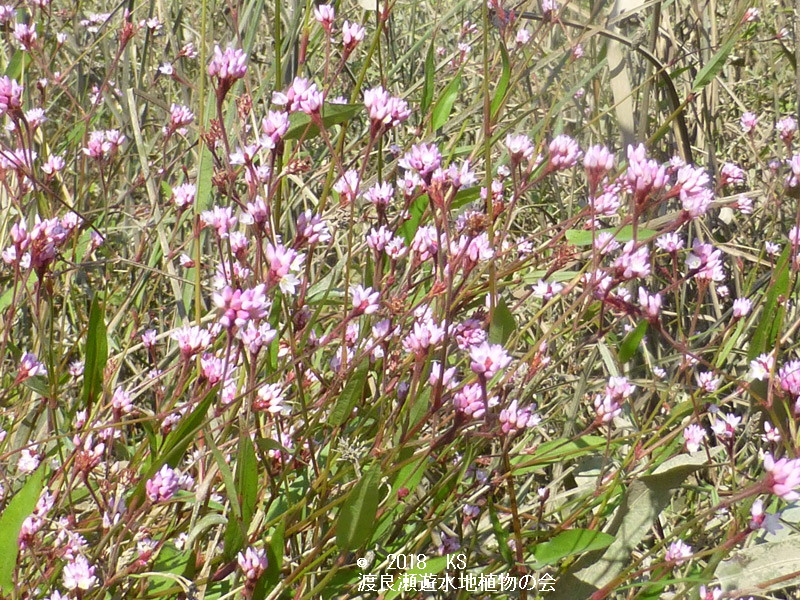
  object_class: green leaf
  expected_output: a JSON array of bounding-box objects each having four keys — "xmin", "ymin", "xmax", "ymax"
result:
[
  {"xmin": 223, "ymin": 433, "xmax": 259, "ymax": 559},
  {"xmin": 399, "ymin": 187, "xmax": 479, "ymax": 244},
  {"xmin": 22, "ymin": 375, "xmax": 49, "ymax": 397},
  {"xmin": 420, "ymin": 40, "xmax": 436, "ymax": 114},
  {"xmin": 261, "ymin": 522, "xmax": 285, "ymax": 596},
  {"xmin": 511, "ymin": 436, "xmax": 607, "ymax": 474},
  {"xmin": 565, "ymin": 226, "xmax": 658, "ymax": 246},
  {"xmin": 146, "ymin": 544, "xmax": 195, "ymax": 595},
  {"xmin": 716, "ymin": 319, "xmax": 746, "ymax": 367},
  {"xmin": 691, "ymin": 26, "xmax": 746, "ymax": 92},
  {"xmin": 336, "ymin": 465, "xmax": 382, "ymax": 550},
  {"xmin": 196, "ymin": 145, "xmax": 214, "ymax": 212},
  {"xmin": 130, "ymin": 386, "xmax": 216, "ymax": 508},
  {"xmin": 4, "ymin": 50, "xmax": 31, "ymax": 79},
  {"xmin": 186, "ymin": 514, "xmax": 228, "ymax": 550},
  {"xmin": 284, "ymin": 103, "xmax": 362, "ymax": 141},
  {"xmin": 532, "ymin": 529, "xmax": 615, "ymax": 567},
  {"xmin": 82, "ymin": 296, "xmax": 108, "ymax": 406},
  {"xmin": 749, "ymin": 245, "xmax": 791, "ymax": 359},
  {"xmin": 489, "ymin": 299, "xmax": 515, "ymax": 345},
  {"xmin": 491, "ymin": 42, "xmax": 510, "ymax": 118},
  {"xmin": 489, "ymin": 501, "xmax": 514, "ymax": 565},
  {"xmin": 0, "ymin": 465, "xmax": 46, "ymax": 593},
  {"xmin": 329, "ymin": 364, "xmax": 369, "ymax": 427},
  {"xmin": 238, "ymin": 434, "xmax": 258, "ymax": 523},
  {"xmin": 716, "ymin": 534, "xmax": 800, "ymax": 594},
  {"xmin": 430, "ymin": 72, "xmax": 461, "ymax": 132},
  {"xmin": 619, "ymin": 320, "xmax": 647, "ymax": 363},
  {"xmin": 551, "ymin": 460, "xmax": 708, "ymax": 598}
]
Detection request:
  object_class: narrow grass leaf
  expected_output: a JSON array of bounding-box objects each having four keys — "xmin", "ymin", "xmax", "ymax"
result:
[
  {"xmin": 491, "ymin": 42, "xmax": 510, "ymax": 118},
  {"xmin": 82, "ymin": 295, "xmax": 108, "ymax": 406},
  {"xmin": 749, "ymin": 245, "xmax": 790, "ymax": 359},
  {"xmin": 489, "ymin": 299, "xmax": 515, "ymax": 345},
  {"xmin": 619, "ymin": 320, "xmax": 647, "ymax": 363},
  {"xmin": 284, "ymin": 103, "xmax": 362, "ymax": 141},
  {"xmin": 420, "ymin": 39, "xmax": 435, "ymax": 114},
  {"xmin": 430, "ymin": 72, "xmax": 461, "ymax": 132},
  {"xmin": 532, "ymin": 529, "xmax": 615, "ymax": 567},
  {"xmin": 566, "ymin": 226, "xmax": 658, "ymax": 246},
  {"xmin": 330, "ymin": 364, "xmax": 369, "ymax": 427},
  {"xmin": 336, "ymin": 465, "xmax": 382, "ymax": 550},
  {"xmin": 0, "ymin": 465, "xmax": 46, "ymax": 593},
  {"xmin": 691, "ymin": 27, "xmax": 746, "ymax": 92}
]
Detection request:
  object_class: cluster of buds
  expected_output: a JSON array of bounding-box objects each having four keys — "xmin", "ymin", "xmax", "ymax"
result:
[{"xmin": 207, "ymin": 45, "xmax": 247, "ymax": 100}]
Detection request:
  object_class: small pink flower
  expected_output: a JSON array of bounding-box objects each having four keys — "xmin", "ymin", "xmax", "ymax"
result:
[
  {"xmin": 625, "ymin": 144, "xmax": 668, "ymax": 200},
  {"xmin": 146, "ymin": 464, "xmax": 180, "ymax": 502},
  {"xmin": 364, "ymin": 86, "xmax": 410, "ymax": 131},
  {"xmin": 696, "ymin": 371, "xmax": 719, "ymax": 392},
  {"xmin": 112, "ymin": 387, "xmax": 133, "ymax": 414},
  {"xmin": 342, "ymin": 21, "xmax": 365, "ymax": 54},
  {"xmin": 763, "ymin": 422, "xmax": 782, "ymax": 444},
  {"xmin": 213, "ymin": 284, "xmax": 270, "ymax": 329},
  {"xmin": 548, "ymin": 135, "xmax": 582, "ymax": 170},
  {"xmin": 429, "ymin": 362, "xmax": 458, "ymax": 389},
  {"xmin": 168, "ymin": 104, "xmax": 194, "ymax": 134},
  {"xmin": 750, "ymin": 353, "xmax": 774, "ymax": 381},
  {"xmin": 411, "ymin": 225, "xmax": 439, "ymax": 261},
  {"xmin": 780, "ymin": 360, "xmax": 800, "ymax": 396},
  {"xmin": 254, "ymin": 383, "xmax": 288, "ymax": 415},
  {"xmin": 763, "ymin": 453, "xmax": 800, "ymax": 501},
  {"xmin": 62, "ymin": 555, "xmax": 98, "ymax": 591},
  {"xmin": 590, "ymin": 190, "xmax": 620, "ymax": 217},
  {"xmin": 333, "ymin": 170, "xmax": 361, "ymax": 204},
  {"xmin": 238, "ymin": 547, "xmax": 268, "ymax": 581},
  {"xmin": 711, "ymin": 412, "xmax": 740, "ymax": 440},
  {"xmin": 207, "ymin": 45, "xmax": 247, "ymax": 82},
  {"xmin": 400, "ymin": 143, "xmax": 442, "ymax": 181},
  {"xmin": 0, "ymin": 76, "xmax": 22, "ymax": 117},
  {"xmin": 685, "ymin": 241, "xmax": 724, "ymax": 281},
  {"xmin": 296, "ymin": 210, "xmax": 331, "ymax": 246},
  {"xmin": 732, "ymin": 297, "xmax": 752, "ymax": 318},
  {"xmin": 453, "ymin": 383, "xmax": 498, "ymax": 419},
  {"xmin": 505, "ymin": 134, "xmax": 535, "ymax": 165},
  {"xmin": 740, "ymin": 111, "xmax": 758, "ymax": 134},
  {"xmin": 749, "ymin": 498, "xmax": 783, "ymax": 534},
  {"xmin": 313, "ymin": 4, "xmax": 335, "ymax": 33},
  {"xmin": 42, "ymin": 154, "xmax": 65, "ymax": 176},
  {"xmin": 402, "ymin": 319, "xmax": 445, "ymax": 356},
  {"xmin": 265, "ymin": 242, "xmax": 305, "ymax": 294},
  {"xmin": 499, "ymin": 400, "xmax": 540, "ymax": 434},
  {"xmin": 18, "ymin": 352, "xmax": 46, "ymax": 382},
  {"xmin": 469, "ymin": 342, "xmax": 512, "ymax": 379},
  {"xmin": 172, "ymin": 182, "xmax": 196, "ymax": 210},
  {"xmin": 261, "ymin": 110, "xmax": 290, "ymax": 144},
  {"xmin": 200, "ymin": 206, "xmax": 237, "ymax": 238},
  {"xmin": 637, "ymin": 287, "xmax": 661, "ymax": 321},
  {"xmin": 351, "ymin": 284, "xmax": 380, "ymax": 315},
  {"xmin": 613, "ymin": 241, "xmax": 651, "ymax": 280},
  {"xmin": 665, "ymin": 540, "xmax": 692, "ymax": 566},
  {"xmin": 777, "ymin": 117, "xmax": 797, "ymax": 145},
  {"xmin": 13, "ymin": 23, "xmax": 37, "ymax": 49},
  {"xmin": 593, "ymin": 394, "xmax": 621, "ymax": 424},
  {"xmin": 683, "ymin": 424, "xmax": 706, "ymax": 452},
  {"xmin": 719, "ymin": 162, "xmax": 745, "ymax": 186},
  {"xmin": 583, "ymin": 144, "xmax": 614, "ymax": 189},
  {"xmin": 170, "ymin": 325, "xmax": 211, "ymax": 357}
]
